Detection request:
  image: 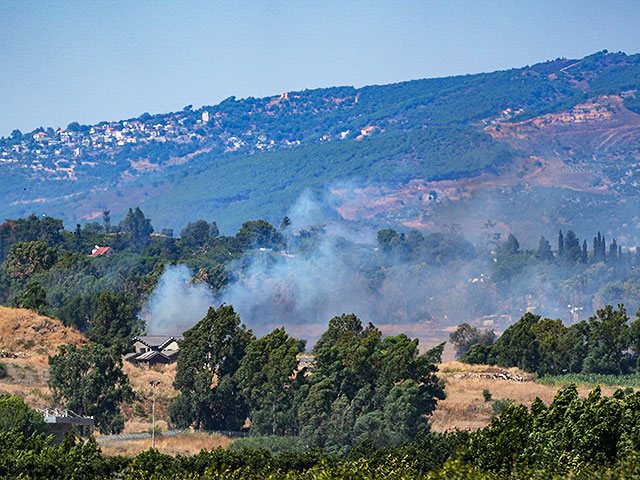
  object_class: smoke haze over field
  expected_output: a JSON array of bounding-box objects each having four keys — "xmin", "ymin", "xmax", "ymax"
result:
[
  {"xmin": 145, "ymin": 264, "xmax": 215, "ymax": 335},
  {"xmin": 142, "ymin": 186, "xmax": 640, "ymax": 343}
]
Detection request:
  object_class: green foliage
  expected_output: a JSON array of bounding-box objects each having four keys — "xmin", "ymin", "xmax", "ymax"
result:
[
  {"xmin": 236, "ymin": 327, "xmax": 304, "ymax": 436},
  {"xmin": 466, "ymin": 384, "xmax": 640, "ymax": 476},
  {"xmin": 462, "ymin": 305, "xmax": 640, "ymax": 378},
  {"xmin": 10, "ymin": 279, "xmax": 47, "ymax": 314},
  {"xmin": 88, "ymin": 290, "xmax": 139, "ymax": 350},
  {"xmin": 491, "ymin": 398, "xmax": 513, "ymax": 416},
  {"xmin": 491, "ymin": 312, "xmax": 541, "ymax": 372},
  {"xmin": 229, "ymin": 435, "xmax": 306, "ymax": 453},
  {"xmin": 376, "ymin": 229, "xmax": 476, "ymax": 264},
  {"xmin": 6, "ymin": 241, "xmax": 57, "ymax": 280},
  {"xmin": 48, "ymin": 343, "xmax": 133, "ymax": 434},
  {"xmin": 180, "ymin": 219, "xmax": 219, "ymax": 246},
  {"xmin": 121, "ymin": 207, "xmax": 154, "ymax": 250},
  {"xmin": 0, "ymin": 394, "xmax": 47, "ymax": 436},
  {"xmin": 449, "ymin": 323, "xmax": 495, "ymax": 358},
  {"xmin": 299, "ymin": 314, "xmax": 446, "ymax": 451},
  {"xmin": 540, "ymin": 373, "xmax": 640, "ymax": 388},
  {"xmin": 461, "ymin": 343, "xmax": 492, "ymax": 365},
  {"xmin": 5, "ymin": 385, "xmax": 640, "ymax": 478},
  {"xmin": 170, "ymin": 304, "xmax": 254, "ymax": 430},
  {"xmin": 235, "ymin": 220, "xmax": 284, "ymax": 250},
  {"xmin": 583, "ymin": 304, "xmax": 631, "ymax": 374}
]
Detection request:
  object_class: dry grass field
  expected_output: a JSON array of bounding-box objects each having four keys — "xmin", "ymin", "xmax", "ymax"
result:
[
  {"xmin": 430, "ymin": 361, "xmax": 619, "ymax": 431},
  {"xmin": 99, "ymin": 431, "xmax": 233, "ymax": 457}
]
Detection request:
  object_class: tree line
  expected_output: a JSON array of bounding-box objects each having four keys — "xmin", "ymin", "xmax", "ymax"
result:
[
  {"xmin": 0, "ymin": 209, "xmax": 285, "ymax": 343},
  {"xmin": 457, "ymin": 304, "xmax": 640, "ymax": 377},
  {"xmin": 5, "ymin": 383, "xmax": 640, "ymax": 478},
  {"xmin": 170, "ymin": 306, "xmax": 445, "ymax": 452}
]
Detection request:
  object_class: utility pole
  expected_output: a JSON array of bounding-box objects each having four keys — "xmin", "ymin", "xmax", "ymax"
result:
[{"xmin": 150, "ymin": 380, "xmax": 160, "ymax": 449}]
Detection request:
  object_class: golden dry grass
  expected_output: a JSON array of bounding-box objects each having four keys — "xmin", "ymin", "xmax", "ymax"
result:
[
  {"xmin": 0, "ymin": 307, "xmax": 87, "ymax": 409},
  {"xmin": 123, "ymin": 362, "xmax": 177, "ymax": 394},
  {"xmin": 99, "ymin": 431, "xmax": 232, "ymax": 457},
  {"xmin": 0, "ymin": 306, "xmax": 86, "ymax": 355},
  {"xmin": 120, "ymin": 362, "xmax": 177, "ymax": 431},
  {"xmin": 431, "ymin": 361, "xmax": 619, "ymax": 432}
]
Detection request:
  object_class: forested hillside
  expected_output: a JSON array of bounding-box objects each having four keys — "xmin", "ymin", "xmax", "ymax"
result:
[{"xmin": 3, "ymin": 50, "xmax": 640, "ymax": 239}]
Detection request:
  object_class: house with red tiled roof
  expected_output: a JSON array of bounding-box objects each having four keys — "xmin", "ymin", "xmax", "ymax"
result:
[{"xmin": 89, "ymin": 245, "xmax": 114, "ymax": 257}]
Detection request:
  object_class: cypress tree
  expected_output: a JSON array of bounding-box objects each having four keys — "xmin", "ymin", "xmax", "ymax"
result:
[
  {"xmin": 557, "ymin": 230, "xmax": 564, "ymax": 259},
  {"xmin": 609, "ymin": 238, "xmax": 618, "ymax": 264}
]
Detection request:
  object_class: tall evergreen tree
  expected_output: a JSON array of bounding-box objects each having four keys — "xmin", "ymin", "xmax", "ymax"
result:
[
  {"xmin": 102, "ymin": 210, "xmax": 111, "ymax": 233},
  {"xmin": 557, "ymin": 230, "xmax": 564, "ymax": 259},
  {"xmin": 170, "ymin": 305, "xmax": 254, "ymax": 430},
  {"xmin": 609, "ymin": 238, "xmax": 618, "ymax": 264},
  {"xmin": 536, "ymin": 236, "xmax": 554, "ymax": 261},
  {"xmin": 121, "ymin": 207, "xmax": 153, "ymax": 250},
  {"xmin": 501, "ymin": 234, "xmax": 520, "ymax": 255},
  {"xmin": 564, "ymin": 230, "xmax": 581, "ymax": 263}
]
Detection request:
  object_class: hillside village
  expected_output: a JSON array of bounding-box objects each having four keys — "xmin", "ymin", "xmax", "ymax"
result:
[
  {"xmin": 1, "ymin": 109, "xmax": 282, "ymax": 178},
  {"xmin": 0, "ymin": 91, "xmax": 371, "ymax": 180}
]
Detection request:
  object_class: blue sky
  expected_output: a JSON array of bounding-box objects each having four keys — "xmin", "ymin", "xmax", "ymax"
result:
[{"xmin": 1, "ymin": 1, "xmax": 639, "ymax": 137}]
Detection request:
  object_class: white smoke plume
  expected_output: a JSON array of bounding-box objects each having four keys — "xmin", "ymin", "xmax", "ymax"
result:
[
  {"xmin": 144, "ymin": 264, "xmax": 215, "ymax": 335},
  {"xmin": 142, "ymin": 183, "xmax": 611, "ymax": 348}
]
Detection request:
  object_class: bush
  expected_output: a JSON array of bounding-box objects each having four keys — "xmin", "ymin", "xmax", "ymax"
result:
[
  {"xmin": 491, "ymin": 398, "xmax": 513, "ymax": 416},
  {"xmin": 0, "ymin": 394, "xmax": 48, "ymax": 436},
  {"xmin": 0, "ymin": 362, "xmax": 7, "ymax": 379}
]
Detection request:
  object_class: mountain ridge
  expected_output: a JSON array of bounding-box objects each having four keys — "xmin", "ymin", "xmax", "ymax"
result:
[{"xmin": 3, "ymin": 50, "xmax": 640, "ymax": 240}]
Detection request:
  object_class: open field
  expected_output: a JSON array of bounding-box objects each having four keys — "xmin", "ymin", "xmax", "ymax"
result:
[
  {"xmin": 431, "ymin": 361, "xmax": 620, "ymax": 431},
  {"xmin": 99, "ymin": 431, "xmax": 232, "ymax": 457}
]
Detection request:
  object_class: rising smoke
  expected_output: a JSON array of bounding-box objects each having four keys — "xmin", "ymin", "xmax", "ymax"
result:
[
  {"xmin": 143, "ymin": 184, "xmax": 619, "ymax": 344},
  {"xmin": 145, "ymin": 264, "xmax": 215, "ymax": 335}
]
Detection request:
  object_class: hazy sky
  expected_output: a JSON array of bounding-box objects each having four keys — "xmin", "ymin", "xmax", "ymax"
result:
[{"xmin": 1, "ymin": 1, "xmax": 639, "ymax": 136}]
